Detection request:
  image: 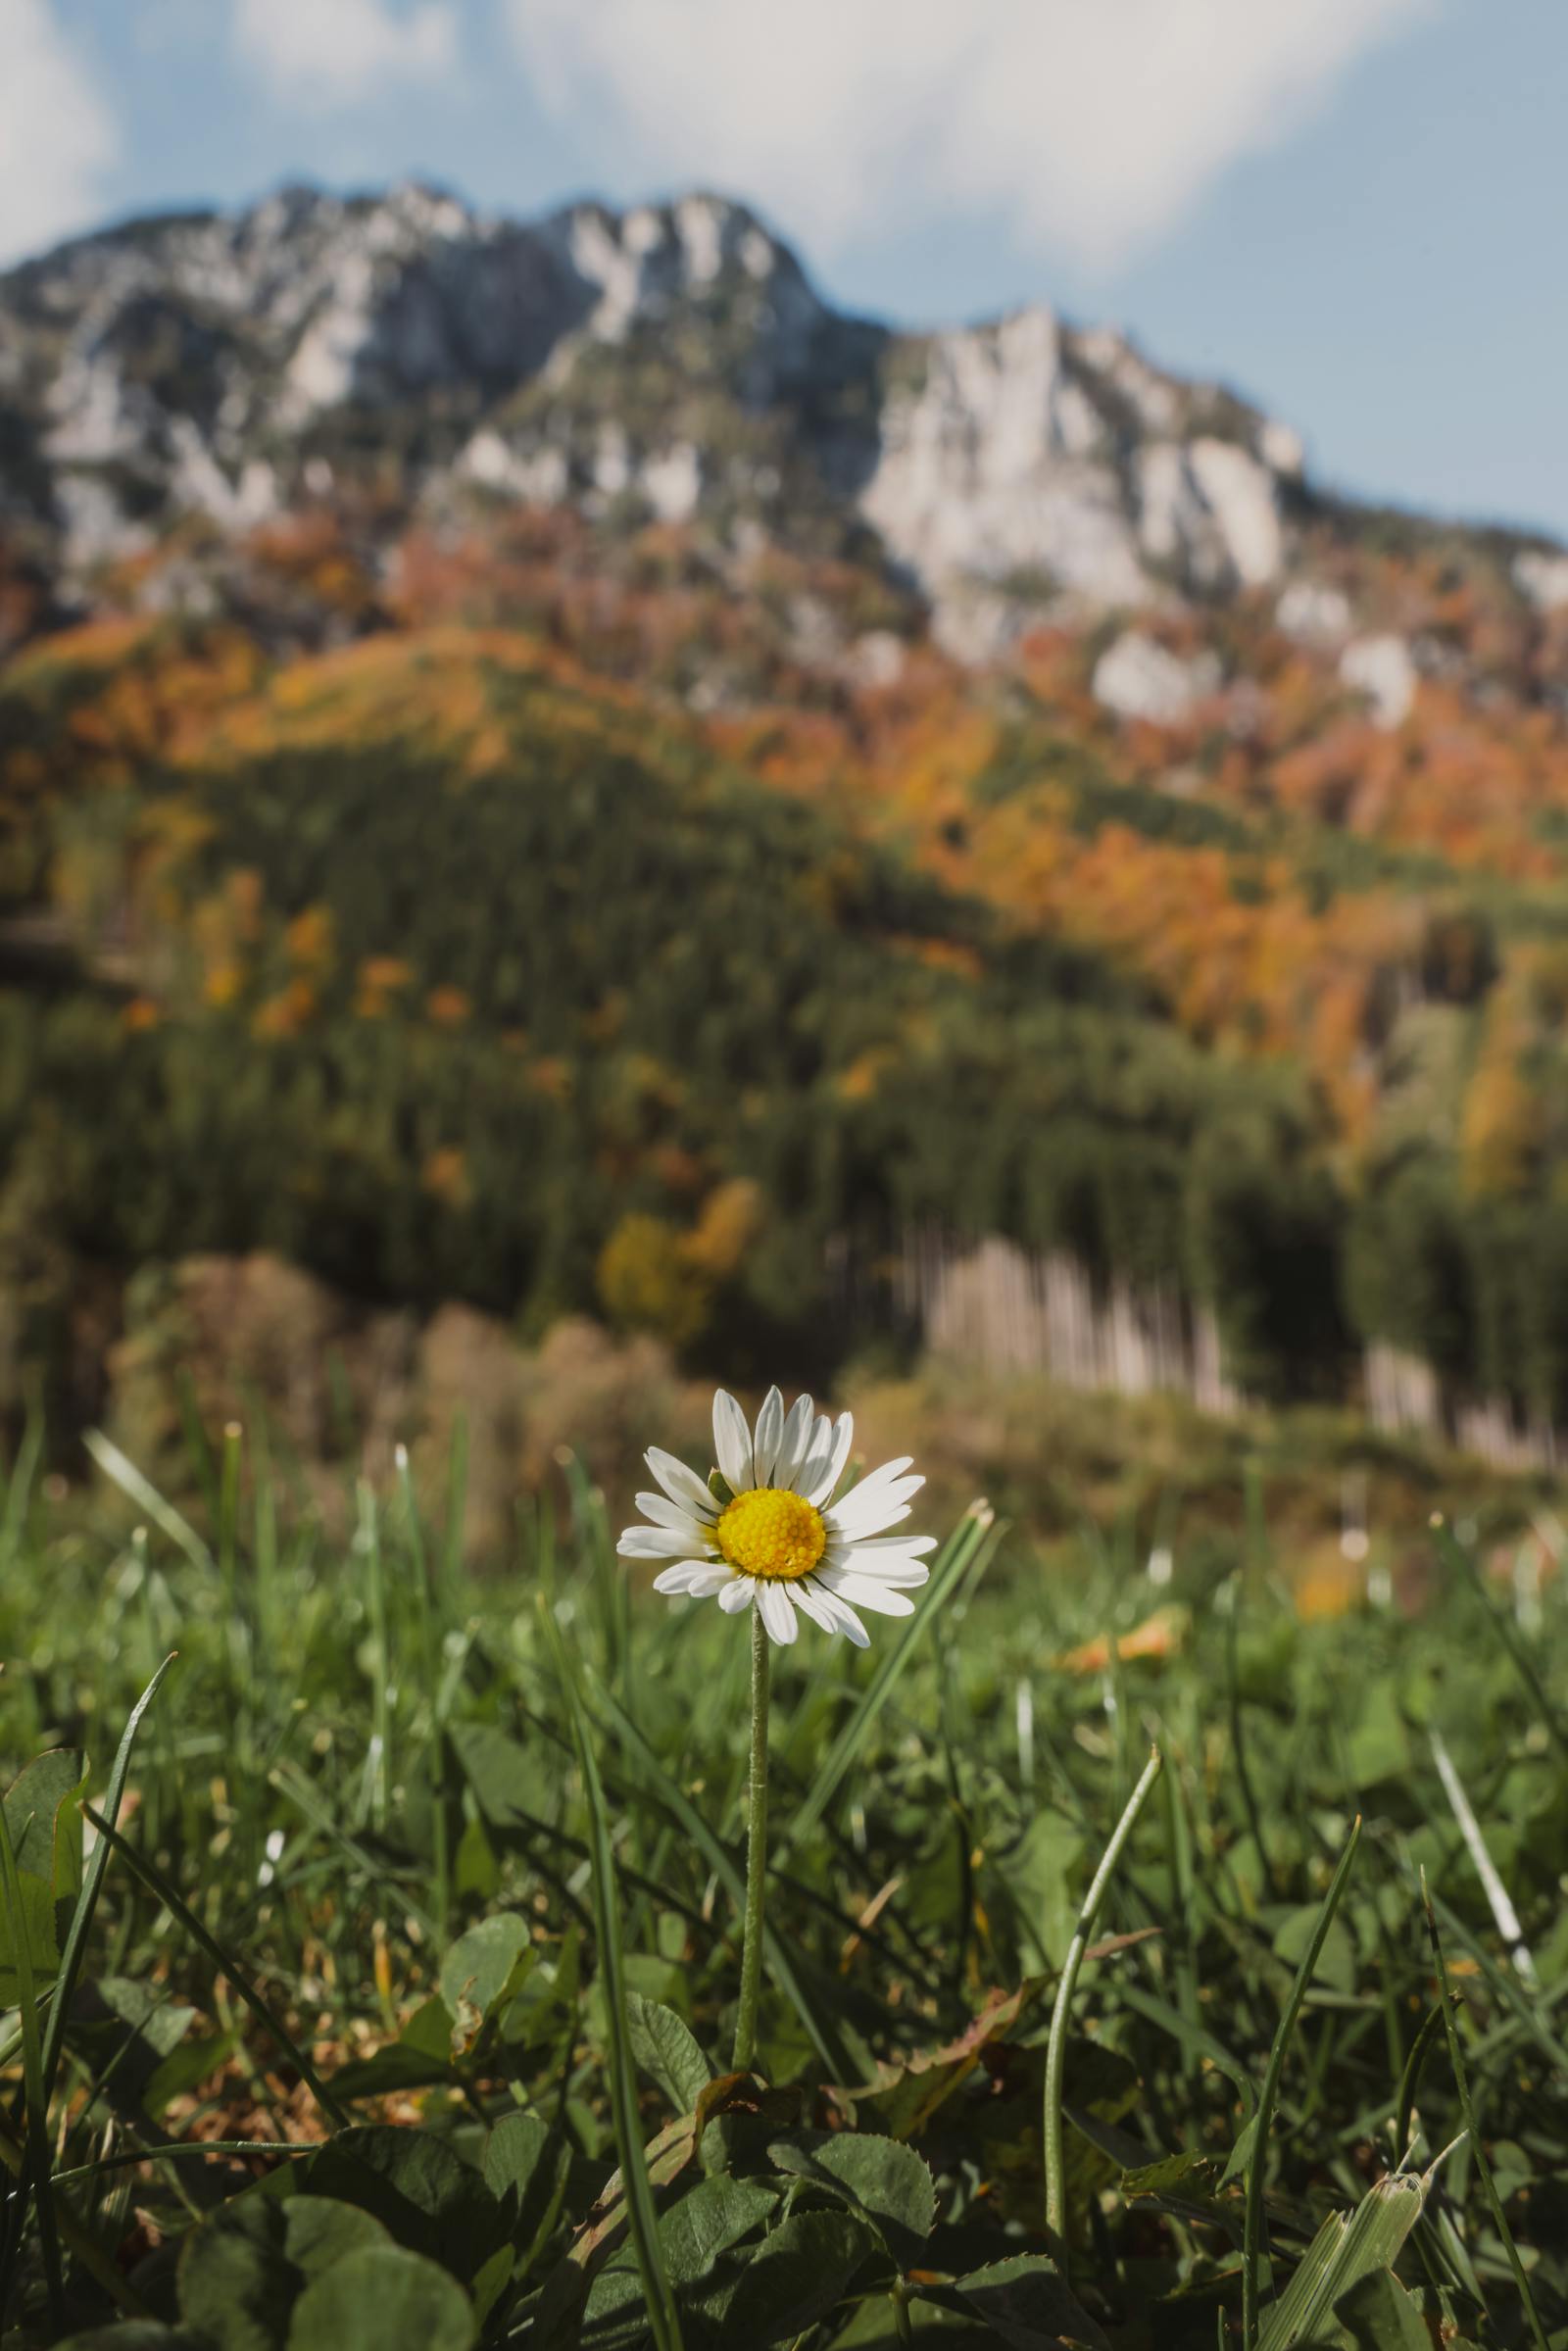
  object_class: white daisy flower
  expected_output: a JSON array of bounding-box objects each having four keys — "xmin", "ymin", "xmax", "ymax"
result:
[{"xmin": 616, "ymin": 1387, "xmax": 935, "ymax": 1647}]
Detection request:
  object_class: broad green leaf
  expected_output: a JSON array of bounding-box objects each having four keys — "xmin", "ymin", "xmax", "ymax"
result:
[
  {"xmin": 767, "ymin": 2131, "xmax": 936, "ymax": 2266},
  {"xmin": 80, "ymin": 1976, "xmax": 197, "ymax": 2054},
  {"xmin": 0, "ymin": 1744, "xmax": 86, "ymax": 2013},
  {"xmin": 178, "ymin": 2194, "xmax": 389, "ymax": 2351},
  {"xmin": 850, "ymin": 1982, "xmax": 1041, "ymax": 2142},
  {"xmin": 582, "ymin": 2177, "xmax": 779, "ymax": 2347},
  {"xmin": 304, "ymin": 2126, "xmax": 508, "ymax": 2287},
  {"xmin": 0, "ymin": 1864, "xmax": 60, "ymax": 2003},
  {"xmin": 437, "ymin": 1913, "xmax": 533, "ymax": 2053},
  {"xmin": 659, "ymin": 2177, "xmax": 777, "ymax": 2286},
  {"xmin": 621, "ymin": 1952, "xmax": 692, "ymax": 2014},
  {"xmin": 941, "ymin": 2254, "xmax": 1111, "ymax": 2349},
  {"xmin": 1001, "ymin": 1812, "xmax": 1085, "ymax": 1973},
  {"xmin": 1333, "ymin": 2270, "xmax": 1441, "ymax": 2351},
  {"xmin": 1272, "ymin": 1904, "xmax": 1357, "ymax": 1996},
  {"xmin": 829, "ymin": 2303, "xmax": 992, "ymax": 2344},
  {"xmin": 626, "ymin": 1991, "xmax": 711, "ymax": 2115},
  {"xmin": 703, "ymin": 2208, "xmax": 878, "ymax": 2346},
  {"xmin": 501, "ymin": 1935, "xmax": 582, "ymax": 2054},
  {"xmin": 1344, "ymin": 1711, "xmax": 1411, "ymax": 1788},
  {"xmin": 453, "ymin": 1811, "xmax": 500, "ymax": 1902},
  {"xmin": 511, "ymin": 2254, "xmax": 587, "ymax": 2351},
  {"xmin": 482, "ymin": 2112, "xmax": 570, "ymax": 2278},
  {"xmin": 284, "ymin": 2244, "xmax": 475, "ymax": 2351},
  {"xmin": 449, "ymin": 1723, "xmax": 541, "ymax": 1833},
  {"xmin": 4, "ymin": 1749, "xmax": 86, "ymax": 1922},
  {"xmin": 578, "ymin": 2250, "xmax": 660, "ymax": 2351},
  {"xmin": 146, "ymin": 2025, "xmax": 238, "ymax": 2120}
]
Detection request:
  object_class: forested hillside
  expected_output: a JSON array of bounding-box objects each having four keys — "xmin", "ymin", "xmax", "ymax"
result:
[{"xmin": 6, "ymin": 185, "xmax": 1568, "ymax": 1468}]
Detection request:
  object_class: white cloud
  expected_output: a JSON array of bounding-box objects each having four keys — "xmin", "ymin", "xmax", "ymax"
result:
[
  {"xmin": 0, "ymin": 0, "xmax": 117, "ymax": 268},
  {"xmin": 235, "ymin": 0, "xmax": 458, "ymax": 106},
  {"xmin": 505, "ymin": 0, "xmax": 1434, "ymax": 271}
]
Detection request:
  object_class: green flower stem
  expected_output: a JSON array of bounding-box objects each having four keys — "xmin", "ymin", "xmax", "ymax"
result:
[
  {"xmin": 732, "ymin": 1604, "xmax": 771, "ymax": 2074},
  {"xmin": 1043, "ymin": 1745, "xmax": 1163, "ymax": 2263}
]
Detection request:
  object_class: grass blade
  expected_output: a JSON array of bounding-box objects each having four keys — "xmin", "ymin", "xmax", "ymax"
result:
[
  {"xmin": 356, "ymin": 1478, "xmax": 393, "ymax": 1834},
  {"xmin": 541, "ymin": 1600, "xmax": 683, "ymax": 2351},
  {"xmin": 51, "ymin": 2138, "xmax": 308, "ymax": 2188},
  {"xmin": 442, "ymin": 1409, "xmax": 468, "ymax": 1622},
  {"xmin": 1226, "ymin": 1580, "xmax": 1275, "ymax": 1895},
  {"xmin": 83, "ymin": 1429, "xmax": 214, "ymax": 1575},
  {"xmin": 1042, "ymin": 1745, "xmax": 1163, "ymax": 2263},
  {"xmin": 1393, "ymin": 2000, "xmax": 1445, "ymax": 2166},
  {"xmin": 1421, "ymin": 1868, "xmax": 1548, "ymax": 2351},
  {"xmin": 1243, "ymin": 1812, "xmax": 1361, "ymax": 2351},
  {"xmin": 1433, "ymin": 1515, "xmax": 1568, "ymax": 1770},
  {"xmin": 1429, "ymin": 1727, "xmax": 1536, "ymax": 1985},
  {"xmin": 1257, "ymin": 2170, "xmax": 1431, "ymax": 2351},
  {"xmin": 0, "ymin": 2107, "xmax": 150, "ymax": 2317},
  {"xmin": 81, "ymin": 1804, "xmax": 352, "ymax": 2132},
  {"xmin": 39, "ymin": 1652, "xmax": 179, "ymax": 2107},
  {"xmin": 1116, "ymin": 1982, "xmax": 1255, "ymax": 2125},
  {"xmin": 0, "ymin": 1797, "xmax": 64, "ymax": 2330},
  {"xmin": 0, "ymin": 1407, "xmax": 42, "ymax": 1576},
  {"xmin": 584, "ymin": 1671, "xmax": 854, "ymax": 2082},
  {"xmin": 780, "ymin": 1501, "xmax": 998, "ymax": 1859},
  {"xmin": 1, "ymin": 1655, "xmax": 182, "ymax": 2330}
]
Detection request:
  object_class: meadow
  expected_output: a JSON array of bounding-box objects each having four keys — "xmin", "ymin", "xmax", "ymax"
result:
[
  {"xmin": 0, "ymin": 1407, "xmax": 1562, "ymax": 2348},
  {"xmin": 8, "ymin": 158, "xmax": 1568, "ymax": 2351}
]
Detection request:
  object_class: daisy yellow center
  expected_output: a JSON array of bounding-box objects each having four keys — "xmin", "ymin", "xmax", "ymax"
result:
[{"xmin": 716, "ymin": 1487, "xmax": 826, "ymax": 1582}]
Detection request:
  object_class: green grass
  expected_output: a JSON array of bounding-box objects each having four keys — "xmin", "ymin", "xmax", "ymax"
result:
[{"xmin": 0, "ymin": 1418, "xmax": 1565, "ymax": 2347}]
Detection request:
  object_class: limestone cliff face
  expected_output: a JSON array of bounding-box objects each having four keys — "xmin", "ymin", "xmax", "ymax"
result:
[
  {"xmin": 0, "ymin": 178, "xmax": 1545, "ymax": 652},
  {"xmin": 860, "ymin": 305, "xmax": 1302, "ymax": 616}
]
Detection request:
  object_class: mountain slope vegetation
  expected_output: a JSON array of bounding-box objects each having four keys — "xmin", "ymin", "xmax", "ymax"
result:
[{"xmin": 4, "ymin": 185, "xmax": 1568, "ymax": 1451}]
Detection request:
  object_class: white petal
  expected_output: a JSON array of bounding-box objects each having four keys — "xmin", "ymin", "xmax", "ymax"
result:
[
  {"xmin": 618, "ymin": 1525, "xmax": 712, "ymax": 1559},
  {"xmin": 635, "ymin": 1493, "xmax": 716, "ymax": 1541},
  {"xmin": 716, "ymin": 1576, "xmax": 756, "ymax": 1614},
  {"xmin": 772, "ymin": 1394, "xmax": 815, "ymax": 1491},
  {"xmin": 652, "ymin": 1560, "xmax": 729, "ymax": 1594},
  {"xmin": 803, "ymin": 1412, "xmax": 855, "ymax": 1506},
  {"xmin": 836, "ymin": 1455, "xmax": 915, "ymax": 1508},
  {"xmin": 752, "ymin": 1387, "xmax": 785, "ymax": 1486},
  {"xmin": 817, "ymin": 1567, "xmax": 917, "ymax": 1616},
  {"xmin": 794, "ymin": 1413, "xmax": 835, "ymax": 1496},
  {"xmin": 843, "ymin": 1534, "xmax": 938, "ymax": 1555},
  {"xmin": 711, "ymin": 1391, "xmax": 755, "ymax": 1492},
  {"xmin": 646, "ymin": 1446, "xmax": 720, "ymax": 1516},
  {"xmin": 826, "ymin": 1498, "xmax": 914, "ymax": 1543},
  {"xmin": 838, "ymin": 1551, "xmax": 931, "ymax": 1588},
  {"xmin": 790, "ymin": 1579, "xmax": 842, "ymax": 1636},
  {"xmin": 756, "ymin": 1580, "xmax": 799, "ymax": 1644},
  {"xmin": 810, "ymin": 1581, "xmax": 870, "ymax": 1646},
  {"xmin": 832, "ymin": 1504, "xmax": 906, "ymax": 1542},
  {"xmin": 828, "ymin": 1476, "xmax": 924, "ymax": 1535}
]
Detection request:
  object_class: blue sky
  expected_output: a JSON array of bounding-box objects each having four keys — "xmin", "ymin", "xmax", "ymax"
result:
[{"xmin": 14, "ymin": 0, "xmax": 1567, "ymax": 542}]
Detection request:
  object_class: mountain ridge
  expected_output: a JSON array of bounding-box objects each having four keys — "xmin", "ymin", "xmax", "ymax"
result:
[{"xmin": 13, "ymin": 175, "xmax": 1561, "ymax": 664}]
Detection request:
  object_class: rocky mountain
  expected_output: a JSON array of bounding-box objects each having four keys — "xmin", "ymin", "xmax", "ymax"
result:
[
  {"xmin": 13, "ymin": 176, "xmax": 1557, "ymax": 673},
  {"xmin": 10, "ymin": 185, "xmax": 1568, "ymax": 1465}
]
